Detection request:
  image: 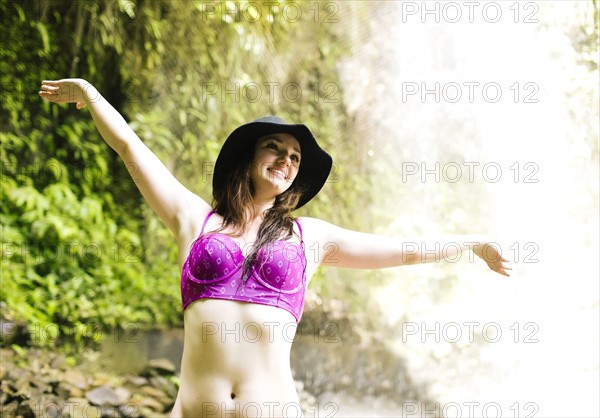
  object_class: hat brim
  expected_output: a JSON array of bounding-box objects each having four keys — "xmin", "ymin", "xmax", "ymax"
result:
[{"xmin": 213, "ymin": 118, "xmax": 332, "ymax": 209}]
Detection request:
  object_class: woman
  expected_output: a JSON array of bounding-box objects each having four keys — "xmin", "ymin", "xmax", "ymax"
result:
[{"xmin": 39, "ymin": 79, "xmax": 511, "ymax": 417}]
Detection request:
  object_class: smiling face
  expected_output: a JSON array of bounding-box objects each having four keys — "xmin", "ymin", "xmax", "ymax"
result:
[{"xmin": 250, "ymin": 133, "xmax": 302, "ymax": 199}]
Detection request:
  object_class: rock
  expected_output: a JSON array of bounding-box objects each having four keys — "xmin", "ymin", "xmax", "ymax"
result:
[
  {"xmin": 29, "ymin": 374, "xmax": 53, "ymax": 394},
  {"xmin": 1, "ymin": 345, "xmax": 178, "ymax": 418},
  {"xmin": 137, "ymin": 397, "xmax": 165, "ymax": 412},
  {"xmin": 36, "ymin": 395, "xmax": 63, "ymax": 418},
  {"xmin": 63, "ymin": 370, "xmax": 88, "ymax": 390},
  {"xmin": 99, "ymin": 404, "xmax": 121, "ymax": 418},
  {"xmin": 118, "ymin": 402, "xmax": 141, "ymax": 418},
  {"xmin": 61, "ymin": 398, "xmax": 88, "ymax": 418},
  {"xmin": 148, "ymin": 376, "xmax": 177, "ymax": 398},
  {"xmin": 126, "ymin": 376, "xmax": 148, "ymax": 387},
  {"xmin": 1, "ymin": 379, "xmax": 16, "ymax": 397},
  {"xmin": 138, "ymin": 406, "xmax": 160, "ymax": 418},
  {"xmin": 91, "ymin": 373, "xmax": 111, "ymax": 387},
  {"xmin": 28, "ymin": 385, "xmax": 47, "ymax": 402},
  {"xmin": 6, "ymin": 365, "xmax": 25, "ymax": 381},
  {"xmin": 41, "ymin": 367, "xmax": 61, "ymax": 385},
  {"xmin": 146, "ymin": 359, "xmax": 176, "ymax": 375},
  {"xmin": 14, "ymin": 377, "xmax": 32, "ymax": 399},
  {"xmin": 57, "ymin": 381, "xmax": 84, "ymax": 398},
  {"xmin": 82, "ymin": 404, "xmax": 103, "ymax": 418},
  {"xmin": 139, "ymin": 386, "xmax": 165, "ymax": 399},
  {"xmin": 49, "ymin": 355, "xmax": 67, "ymax": 371},
  {"xmin": 0, "ymin": 401, "xmax": 19, "ymax": 418},
  {"xmin": 28, "ymin": 358, "xmax": 41, "ymax": 374},
  {"xmin": 16, "ymin": 400, "xmax": 35, "ymax": 418},
  {"xmin": 113, "ymin": 387, "xmax": 131, "ymax": 404},
  {"xmin": 70, "ymin": 387, "xmax": 84, "ymax": 398},
  {"xmin": 55, "ymin": 382, "xmax": 73, "ymax": 399},
  {"xmin": 85, "ymin": 385, "xmax": 125, "ymax": 407}
]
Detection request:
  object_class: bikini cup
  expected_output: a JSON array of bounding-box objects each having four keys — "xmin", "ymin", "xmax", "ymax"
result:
[{"xmin": 185, "ymin": 233, "xmax": 305, "ymax": 294}]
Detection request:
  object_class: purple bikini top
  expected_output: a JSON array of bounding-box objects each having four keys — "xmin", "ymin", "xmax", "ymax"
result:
[{"xmin": 180, "ymin": 211, "xmax": 307, "ymax": 322}]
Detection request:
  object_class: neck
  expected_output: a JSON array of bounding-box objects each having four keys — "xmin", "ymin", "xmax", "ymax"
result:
[{"xmin": 246, "ymin": 197, "xmax": 276, "ymax": 223}]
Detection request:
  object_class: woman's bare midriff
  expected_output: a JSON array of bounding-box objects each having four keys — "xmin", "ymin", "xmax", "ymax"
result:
[{"xmin": 171, "ymin": 299, "xmax": 303, "ymax": 418}]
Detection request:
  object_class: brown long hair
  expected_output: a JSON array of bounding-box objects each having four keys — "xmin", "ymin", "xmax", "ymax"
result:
[{"xmin": 212, "ymin": 147, "xmax": 305, "ymax": 281}]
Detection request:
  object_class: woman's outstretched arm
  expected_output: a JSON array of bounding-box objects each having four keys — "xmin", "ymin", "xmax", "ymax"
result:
[
  {"xmin": 39, "ymin": 78, "xmax": 211, "ymax": 236},
  {"xmin": 299, "ymin": 217, "xmax": 512, "ymax": 277}
]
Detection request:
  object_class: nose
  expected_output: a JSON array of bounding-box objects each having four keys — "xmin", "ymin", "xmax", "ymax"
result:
[{"xmin": 276, "ymin": 153, "xmax": 292, "ymax": 166}]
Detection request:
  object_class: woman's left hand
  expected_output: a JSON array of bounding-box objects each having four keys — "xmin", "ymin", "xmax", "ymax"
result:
[{"xmin": 473, "ymin": 242, "xmax": 512, "ymax": 277}]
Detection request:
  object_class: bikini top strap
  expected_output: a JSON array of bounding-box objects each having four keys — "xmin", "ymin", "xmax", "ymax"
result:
[
  {"xmin": 294, "ymin": 218, "xmax": 304, "ymax": 243},
  {"xmin": 201, "ymin": 210, "xmax": 215, "ymax": 235}
]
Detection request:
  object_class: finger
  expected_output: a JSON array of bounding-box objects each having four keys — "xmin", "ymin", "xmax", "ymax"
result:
[
  {"xmin": 495, "ymin": 267, "xmax": 510, "ymax": 277},
  {"xmin": 41, "ymin": 84, "xmax": 60, "ymax": 92},
  {"xmin": 38, "ymin": 91, "xmax": 58, "ymax": 99},
  {"xmin": 40, "ymin": 87, "xmax": 59, "ymax": 96},
  {"xmin": 38, "ymin": 91, "xmax": 62, "ymax": 103},
  {"xmin": 41, "ymin": 80, "xmax": 60, "ymax": 85},
  {"xmin": 490, "ymin": 262, "xmax": 511, "ymax": 276}
]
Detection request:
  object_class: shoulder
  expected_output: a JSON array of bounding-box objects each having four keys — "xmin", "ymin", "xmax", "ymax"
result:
[
  {"xmin": 295, "ymin": 216, "xmax": 326, "ymax": 228},
  {"xmin": 294, "ymin": 216, "xmax": 335, "ymax": 242}
]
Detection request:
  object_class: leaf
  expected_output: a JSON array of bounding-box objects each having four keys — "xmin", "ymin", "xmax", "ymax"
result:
[
  {"xmin": 33, "ymin": 22, "xmax": 50, "ymax": 54},
  {"xmin": 118, "ymin": 0, "xmax": 136, "ymax": 19}
]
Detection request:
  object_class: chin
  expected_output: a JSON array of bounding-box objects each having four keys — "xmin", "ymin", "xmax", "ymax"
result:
[
  {"xmin": 253, "ymin": 172, "xmax": 294, "ymax": 197},
  {"xmin": 267, "ymin": 175, "xmax": 289, "ymax": 188}
]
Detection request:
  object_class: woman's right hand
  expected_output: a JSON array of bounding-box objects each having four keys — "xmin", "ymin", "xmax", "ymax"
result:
[{"xmin": 38, "ymin": 78, "xmax": 96, "ymax": 109}]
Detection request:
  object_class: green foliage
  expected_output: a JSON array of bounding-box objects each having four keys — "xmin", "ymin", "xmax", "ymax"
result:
[{"xmin": 1, "ymin": 0, "xmax": 179, "ymax": 346}]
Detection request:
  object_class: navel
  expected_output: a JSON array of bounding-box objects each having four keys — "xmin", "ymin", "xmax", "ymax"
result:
[{"xmin": 230, "ymin": 392, "xmax": 236, "ymax": 399}]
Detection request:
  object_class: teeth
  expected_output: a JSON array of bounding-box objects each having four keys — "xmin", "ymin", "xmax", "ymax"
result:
[{"xmin": 269, "ymin": 168, "xmax": 287, "ymax": 179}]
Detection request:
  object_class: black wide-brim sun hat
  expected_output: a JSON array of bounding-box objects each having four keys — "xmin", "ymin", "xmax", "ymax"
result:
[{"xmin": 213, "ymin": 116, "xmax": 333, "ymax": 209}]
